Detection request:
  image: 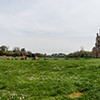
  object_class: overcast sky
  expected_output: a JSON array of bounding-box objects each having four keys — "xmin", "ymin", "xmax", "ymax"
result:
[{"xmin": 0, "ymin": 0, "xmax": 100, "ymax": 54}]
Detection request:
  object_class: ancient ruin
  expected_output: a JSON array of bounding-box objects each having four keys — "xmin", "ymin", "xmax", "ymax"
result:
[{"xmin": 93, "ymin": 33, "xmax": 100, "ymax": 58}]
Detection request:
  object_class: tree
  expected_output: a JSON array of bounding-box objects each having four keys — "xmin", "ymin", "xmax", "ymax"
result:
[
  {"xmin": 21, "ymin": 48, "xmax": 26, "ymax": 56},
  {"xmin": 13, "ymin": 47, "xmax": 20, "ymax": 52},
  {"xmin": 0, "ymin": 50, "xmax": 4, "ymax": 56},
  {"xmin": 26, "ymin": 51, "xmax": 33, "ymax": 57},
  {"xmin": 0, "ymin": 45, "xmax": 8, "ymax": 51},
  {"xmin": 66, "ymin": 51, "xmax": 92, "ymax": 58}
]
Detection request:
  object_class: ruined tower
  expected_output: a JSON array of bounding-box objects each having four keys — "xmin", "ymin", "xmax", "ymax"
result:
[{"xmin": 93, "ymin": 32, "xmax": 100, "ymax": 58}]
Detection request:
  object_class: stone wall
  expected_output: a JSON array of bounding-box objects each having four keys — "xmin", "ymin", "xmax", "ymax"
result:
[{"xmin": 93, "ymin": 33, "xmax": 100, "ymax": 58}]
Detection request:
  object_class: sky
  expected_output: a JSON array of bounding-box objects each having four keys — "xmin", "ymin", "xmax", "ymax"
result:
[{"xmin": 0, "ymin": 0, "xmax": 100, "ymax": 54}]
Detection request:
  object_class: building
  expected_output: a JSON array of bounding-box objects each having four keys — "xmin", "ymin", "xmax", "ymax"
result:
[{"xmin": 93, "ymin": 33, "xmax": 100, "ymax": 58}]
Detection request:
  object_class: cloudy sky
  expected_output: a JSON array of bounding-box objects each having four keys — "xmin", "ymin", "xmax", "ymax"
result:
[{"xmin": 0, "ymin": 0, "xmax": 100, "ymax": 54}]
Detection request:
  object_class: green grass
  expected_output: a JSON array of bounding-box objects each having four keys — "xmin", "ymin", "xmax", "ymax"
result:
[{"xmin": 0, "ymin": 58, "xmax": 100, "ymax": 100}]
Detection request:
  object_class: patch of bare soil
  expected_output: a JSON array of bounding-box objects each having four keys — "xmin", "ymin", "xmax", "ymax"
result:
[{"xmin": 69, "ymin": 91, "xmax": 83, "ymax": 98}]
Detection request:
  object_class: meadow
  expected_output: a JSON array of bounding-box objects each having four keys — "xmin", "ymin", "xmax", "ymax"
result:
[{"xmin": 0, "ymin": 58, "xmax": 100, "ymax": 100}]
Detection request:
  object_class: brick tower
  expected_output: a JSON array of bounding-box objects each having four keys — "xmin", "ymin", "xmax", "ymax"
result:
[{"xmin": 93, "ymin": 33, "xmax": 100, "ymax": 58}]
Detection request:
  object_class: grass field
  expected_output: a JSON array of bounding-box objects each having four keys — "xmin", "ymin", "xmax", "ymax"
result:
[{"xmin": 0, "ymin": 58, "xmax": 100, "ymax": 100}]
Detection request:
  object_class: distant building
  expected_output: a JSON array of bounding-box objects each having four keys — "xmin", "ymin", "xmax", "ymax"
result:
[{"xmin": 93, "ymin": 33, "xmax": 100, "ymax": 58}]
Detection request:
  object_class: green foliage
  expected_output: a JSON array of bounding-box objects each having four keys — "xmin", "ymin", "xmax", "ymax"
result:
[
  {"xmin": 51, "ymin": 53, "xmax": 66, "ymax": 58},
  {"xmin": 0, "ymin": 58, "xmax": 100, "ymax": 99},
  {"xmin": 0, "ymin": 45, "xmax": 8, "ymax": 51},
  {"xmin": 66, "ymin": 50, "xmax": 93, "ymax": 58}
]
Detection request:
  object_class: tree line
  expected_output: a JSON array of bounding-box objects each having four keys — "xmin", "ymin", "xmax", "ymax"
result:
[
  {"xmin": 66, "ymin": 50, "xmax": 93, "ymax": 58},
  {"xmin": 0, "ymin": 45, "xmax": 33, "ymax": 57},
  {"xmin": 0, "ymin": 45, "xmax": 93, "ymax": 58},
  {"xmin": 0, "ymin": 45, "xmax": 50, "ymax": 58}
]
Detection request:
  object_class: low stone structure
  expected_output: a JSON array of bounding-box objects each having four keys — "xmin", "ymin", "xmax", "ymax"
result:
[
  {"xmin": 93, "ymin": 33, "xmax": 100, "ymax": 58},
  {"xmin": 33, "ymin": 56, "xmax": 39, "ymax": 60},
  {"xmin": 21, "ymin": 56, "xmax": 28, "ymax": 60}
]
